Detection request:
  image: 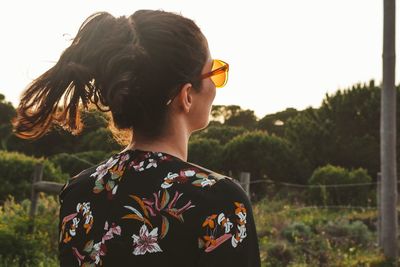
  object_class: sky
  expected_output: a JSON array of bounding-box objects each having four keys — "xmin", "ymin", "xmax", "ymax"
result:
[{"xmin": 0, "ymin": 0, "xmax": 396, "ymax": 119}]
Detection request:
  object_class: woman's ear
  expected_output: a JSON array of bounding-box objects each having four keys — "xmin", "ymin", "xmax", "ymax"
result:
[{"xmin": 177, "ymin": 83, "xmax": 193, "ymax": 113}]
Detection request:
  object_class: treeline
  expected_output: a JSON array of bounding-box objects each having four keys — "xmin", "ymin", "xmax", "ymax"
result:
[{"xmin": 0, "ymin": 80, "xmax": 396, "ymax": 202}]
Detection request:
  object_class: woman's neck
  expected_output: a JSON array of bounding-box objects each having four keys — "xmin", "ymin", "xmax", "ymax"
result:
[{"xmin": 122, "ymin": 128, "xmax": 190, "ymax": 162}]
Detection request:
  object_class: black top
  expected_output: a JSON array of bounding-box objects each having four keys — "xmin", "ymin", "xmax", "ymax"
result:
[{"xmin": 58, "ymin": 149, "xmax": 261, "ymax": 267}]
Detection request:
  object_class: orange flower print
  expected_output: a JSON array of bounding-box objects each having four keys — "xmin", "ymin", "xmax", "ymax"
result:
[
  {"xmin": 202, "ymin": 214, "xmax": 217, "ymax": 229},
  {"xmin": 203, "ymin": 235, "xmax": 217, "ymax": 248},
  {"xmin": 234, "ymin": 202, "xmax": 247, "ymax": 222}
]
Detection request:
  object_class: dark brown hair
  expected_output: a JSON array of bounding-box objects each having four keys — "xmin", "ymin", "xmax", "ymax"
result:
[{"xmin": 13, "ymin": 10, "xmax": 208, "ymax": 140}]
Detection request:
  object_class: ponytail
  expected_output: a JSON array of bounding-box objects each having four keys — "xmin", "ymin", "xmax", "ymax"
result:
[
  {"xmin": 13, "ymin": 12, "xmax": 118, "ymax": 139},
  {"xmin": 13, "ymin": 10, "xmax": 208, "ymax": 140}
]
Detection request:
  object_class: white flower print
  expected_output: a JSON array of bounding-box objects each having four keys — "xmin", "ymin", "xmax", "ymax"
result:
[
  {"xmin": 237, "ymin": 211, "xmax": 247, "ymax": 223},
  {"xmin": 184, "ymin": 170, "xmax": 196, "ymax": 177},
  {"xmin": 201, "ymin": 178, "xmax": 216, "ymax": 187},
  {"xmin": 131, "ymin": 160, "xmax": 145, "ymax": 172},
  {"xmin": 90, "ymin": 157, "xmax": 119, "ymax": 180},
  {"xmin": 217, "ymin": 213, "xmax": 234, "ymax": 233},
  {"xmin": 161, "ymin": 172, "xmax": 179, "ymax": 189},
  {"xmin": 131, "ymin": 224, "xmax": 163, "ymax": 255},
  {"xmin": 92, "ymin": 241, "xmax": 103, "ymax": 264},
  {"xmin": 146, "ymin": 158, "xmax": 158, "ymax": 169},
  {"xmin": 102, "ymin": 221, "xmax": 122, "ymax": 243},
  {"xmin": 77, "ymin": 202, "xmax": 90, "ymax": 214},
  {"xmin": 69, "ymin": 217, "xmax": 80, "ymax": 236}
]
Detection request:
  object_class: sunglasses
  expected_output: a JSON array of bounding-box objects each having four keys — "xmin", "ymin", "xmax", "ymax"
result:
[
  {"xmin": 166, "ymin": 59, "xmax": 229, "ymax": 106},
  {"xmin": 201, "ymin": 59, "xmax": 229, "ymax": 88}
]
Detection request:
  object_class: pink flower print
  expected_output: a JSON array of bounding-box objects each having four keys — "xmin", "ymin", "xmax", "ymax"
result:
[
  {"xmin": 72, "ymin": 247, "xmax": 85, "ymax": 265},
  {"xmin": 130, "ymin": 160, "xmax": 145, "ymax": 172},
  {"xmin": 90, "ymin": 157, "xmax": 119, "ymax": 180},
  {"xmin": 131, "ymin": 224, "xmax": 163, "ymax": 255},
  {"xmin": 119, "ymin": 153, "xmax": 130, "ymax": 166},
  {"xmin": 102, "ymin": 221, "xmax": 122, "ymax": 243}
]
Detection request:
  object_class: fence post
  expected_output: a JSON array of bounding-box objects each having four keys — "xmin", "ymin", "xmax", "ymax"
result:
[
  {"xmin": 239, "ymin": 172, "xmax": 251, "ymax": 199},
  {"xmin": 377, "ymin": 172, "xmax": 382, "ymax": 247},
  {"xmin": 28, "ymin": 163, "xmax": 44, "ymax": 234}
]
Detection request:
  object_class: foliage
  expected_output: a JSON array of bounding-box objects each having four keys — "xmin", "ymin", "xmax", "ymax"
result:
[
  {"xmin": 285, "ymin": 81, "xmax": 385, "ymax": 179},
  {"xmin": 253, "ymin": 197, "xmax": 395, "ymax": 266},
  {"xmin": 257, "ymin": 108, "xmax": 299, "ymax": 137},
  {"xmin": 223, "ymin": 131, "xmax": 309, "ymax": 201},
  {"xmin": 191, "ymin": 125, "xmax": 249, "ymax": 145},
  {"xmin": 0, "ymin": 151, "xmax": 68, "ymax": 202},
  {"xmin": 0, "ymin": 93, "xmax": 16, "ymax": 151},
  {"xmin": 7, "ymin": 108, "xmax": 122, "ymax": 157},
  {"xmin": 0, "ymin": 195, "xmax": 59, "ymax": 266},
  {"xmin": 50, "ymin": 150, "xmax": 112, "ymax": 177},
  {"xmin": 307, "ymin": 165, "xmax": 372, "ymax": 206},
  {"xmin": 323, "ymin": 220, "xmax": 373, "ymax": 249},
  {"xmin": 281, "ymin": 222, "xmax": 312, "ymax": 243},
  {"xmin": 265, "ymin": 241, "xmax": 295, "ymax": 266},
  {"xmin": 211, "ymin": 105, "xmax": 258, "ymax": 129},
  {"xmin": 188, "ymin": 138, "xmax": 224, "ymax": 171}
]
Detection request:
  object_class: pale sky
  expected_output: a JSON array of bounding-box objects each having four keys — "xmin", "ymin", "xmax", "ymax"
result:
[{"xmin": 0, "ymin": 0, "xmax": 396, "ymax": 119}]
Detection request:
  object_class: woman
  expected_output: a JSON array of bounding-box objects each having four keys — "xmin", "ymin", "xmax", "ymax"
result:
[{"xmin": 13, "ymin": 10, "xmax": 261, "ymax": 267}]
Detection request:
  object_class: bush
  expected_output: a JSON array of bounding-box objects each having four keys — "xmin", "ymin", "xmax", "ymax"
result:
[
  {"xmin": 307, "ymin": 165, "xmax": 372, "ymax": 206},
  {"xmin": 281, "ymin": 222, "xmax": 313, "ymax": 243},
  {"xmin": 324, "ymin": 220, "xmax": 373, "ymax": 249},
  {"xmin": 188, "ymin": 138, "xmax": 224, "ymax": 171},
  {"xmin": 191, "ymin": 125, "xmax": 249, "ymax": 145},
  {"xmin": 0, "ymin": 151, "xmax": 68, "ymax": 202},
  {"xmin": 0, "ymin": 195, "xmax": 59, "ymax": 266},
  {"xmin": 50, "ymin": 150, "xmax": 111, "ymax": 177},
  {"xmin": 265, "ymin": 241, "xmax": 295, "ymax": 266},
  {"xmin": 223, "ymin": 131, "xmax": 308, "ymax": 201}
]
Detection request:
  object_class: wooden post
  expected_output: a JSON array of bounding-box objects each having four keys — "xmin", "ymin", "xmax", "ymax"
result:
[
  {"xmin": 28, "ymin": 163, "xmax": 44, "ymax": 234},
  {"xmin": 381, "ymin": 0, "xmax": 398, "ymax": 259},
  {"xmin": 239, "ymin": 172, "xmax": 251, "ymax": 199},
  {"xmin": 377, "ymin": 172, "xmax": 382, "ymax": 247}
]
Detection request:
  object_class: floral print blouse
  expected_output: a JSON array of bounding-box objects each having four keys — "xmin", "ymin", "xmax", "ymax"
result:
[{"xmin": 58, "ymin": 149, "xmax": 261, "ymax": 267}]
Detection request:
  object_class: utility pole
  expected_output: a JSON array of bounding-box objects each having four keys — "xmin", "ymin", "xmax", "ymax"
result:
[{"xmin": 381, "ymin": 0, "xmax": 397, "ymax": 260}]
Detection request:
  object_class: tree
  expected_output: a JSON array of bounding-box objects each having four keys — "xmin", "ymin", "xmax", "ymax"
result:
[
  {"xmin": 211, "ymin": 105, "xmax": 258, "ymax": 129},
  {"xmin": 285, "ymin": 82, "xmax": 386, "ymax": 178},
  {"xmin": 222, "ymin": 131, "xmax": 309, "ymax": 201},
  {"xmin": 191, "ymin": 125, "xmax": 249, "ymax": 145},
  {"xmin": 257, "ymin": 108, "xmax": 299, "ymax": 137},
  {"xmin": 0, "ymin": 93, "xmax": 16, "ymax": 150}
]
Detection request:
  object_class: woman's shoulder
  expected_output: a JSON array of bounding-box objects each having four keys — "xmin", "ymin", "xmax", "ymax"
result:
[{"xmin": 169, "ymin": 160, "xmax": 249, "ymax": 207}]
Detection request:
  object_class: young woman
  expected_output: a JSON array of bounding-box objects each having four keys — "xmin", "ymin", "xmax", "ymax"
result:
[{"xmin": 13, "ymin": 9, "xmax": 261, "ymax": 267}]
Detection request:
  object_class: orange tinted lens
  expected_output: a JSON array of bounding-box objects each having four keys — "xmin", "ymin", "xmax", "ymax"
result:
[{"xmin": 211, "ymin": 60, "xmax": 228, "ymax": 88}]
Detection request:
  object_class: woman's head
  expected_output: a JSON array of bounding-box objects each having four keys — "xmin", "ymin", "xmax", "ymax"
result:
[{"xmin": 13, "ymin": 9, "xmax": 211, "ymax": 140}]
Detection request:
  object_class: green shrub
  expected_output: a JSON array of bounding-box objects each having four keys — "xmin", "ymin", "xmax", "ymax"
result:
[
  {"xmin": 307, "ymin": 165, "xmax": 372, "ymax": 206},
  {"xmin": 265, "ymin": 241, "xmax": 294, "ymax": 266},
  {"xmin": 188, "ymin": 138, "xmax": 224, "ymax": 171},
  {"xmin": 223, "ymin": 131, "xmax": 308, "ymax": 201},
  {"xmin": 0, "ymin": 151, "xmax": 68, "ymax": 202},
  {"xmin": 191, "ymin": 125, "xmax": 248, "ymax": 145},
  {"xmin": 50, "ymin": 150, "xmax": 110, "ymax": 177},
  {"xmin": 0, "ymin": 195, "xmax": 59, "ymax": 266},
  {"xmin": 281, "ymin": 222, "xmax": 313, "ymax": 243},
  {"xmin": 324, "ymin": 220, "xmax": 373, "ymax": 248}
]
